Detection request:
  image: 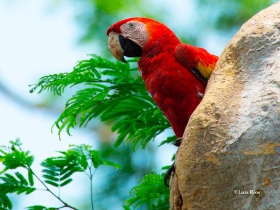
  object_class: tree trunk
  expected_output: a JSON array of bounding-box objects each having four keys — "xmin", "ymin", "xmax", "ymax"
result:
[{"xmin": 170, "ymin": 2, "xmax": 280, "ymax": 210}]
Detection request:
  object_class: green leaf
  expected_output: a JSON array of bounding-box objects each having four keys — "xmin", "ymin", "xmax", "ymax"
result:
[
  {"xmin": 60, "ymin": 178, "xmax": 72, "ymax": 187},
  {"xmin": 28, "ymin": 170, "xmax": 34, "ymax": 186},
  {"xmin": 16, "ymin": 186, "xmax": 32, "ymax": 195},
  {"xmin": 25, "ymin": 205, "xmax": 47, "ymax": 210},
  {"xmin": 25, "ymin": 206, "xmax": 61, "ymax": 210},
  {"xmin": 1, "ymin": 174, "xmax": 18, "ymax": 185},
  {"xmin": 42, "ymin": 175, "xmax": 59, "ymax": 182},
  {"xmin": 90, "ymin": 150, "xmax": 103, "ymax": 169},
  {"xmin": 0, "ymin": 183, "xmax": 36, "ymax": 196},
  {"xmin": 158, "ymin": 135, "xmax": 177, "ymax": 147},
  {"xmin": 44, "ymin": 180, "xmax": 59, "ymax": 187},
  {"xmin": 103, "ymin": 160, "xmax": 121, "ymax": 169},
  {"xmin": 25, "ymin": 187, "xmax": 36, "ymax": 195},
  {"xmin": 60, "ymin": 171, "xmax": 74, "ymax": 181},
  {"xmin": 60, "ymin": 165, "xmax": 82, "ymax": 176},
  {"xmin": 41, "ymin": 169, "xmax": 59, "ymax": 177},
  {"xmin": 0, "ymin": 139, "xmax": 34, "ymax": 171},
  {"xmin": 123, "ymin": 173, "xmax": 169, "ymax": 209},
  {"xmin": 0, "ymin": 195, "xmax": 12, "ymax": 209},
  {"xmin": 15, "ymin": 172, "xmax": 28, "ymax": 186}
]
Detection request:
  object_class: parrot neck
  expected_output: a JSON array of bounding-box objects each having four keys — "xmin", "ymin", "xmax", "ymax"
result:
[
  {"xmin": 138, "ymin": 24, "xmax": 181, "ymax": 80},
  {"xmin": 142, "ymin": 34, "xmax": 181, "ymax": 57}
]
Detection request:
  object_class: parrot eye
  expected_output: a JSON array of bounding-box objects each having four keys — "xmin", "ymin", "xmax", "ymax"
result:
[{"xmin": 128, "ymin": 22, "xmax": 135, "ymax": 29}]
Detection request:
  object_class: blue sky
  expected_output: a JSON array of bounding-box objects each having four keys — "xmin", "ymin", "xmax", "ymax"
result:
[{"xmin": 0, "ymin": 1, "xmax": 96, "ymax": 158}]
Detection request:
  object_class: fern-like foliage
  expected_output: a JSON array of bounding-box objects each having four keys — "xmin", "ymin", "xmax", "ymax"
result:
[
  {"xmin": 0, "ymin": 140, "xmax": 34, "ymax": 173},
  {"xmin": 30, "ymin": 55, "xmax": 173, "ymax": 149},
  {"xmin": 0, "ymin": 140, "xmax": 35, "ymax": 209},
  {"xmin": 123, "ymin": 173, "xmax": 169, "ymax": 210},
  {"xmin": 41, "ymin": 144, "xmax": 120, "ymax": 188},
  {"xmin": 0, "ymin": 195, "xmax": 11, "ymax": 210},
  {"xmin": 28, "ymin": 54, "xmax": 175, "ymax": 208},
  {"xmin": 0, "ymin": 139, "xmax": 120, "ymax": 210},
  {"xmin": 0, "ymin": 172, "xmax": 35, "ymax": 195}
]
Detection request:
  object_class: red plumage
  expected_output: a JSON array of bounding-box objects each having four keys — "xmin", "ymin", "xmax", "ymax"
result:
[{"xmin": 107, "ymin": 17, "xmax": 218, "ymax": 138}]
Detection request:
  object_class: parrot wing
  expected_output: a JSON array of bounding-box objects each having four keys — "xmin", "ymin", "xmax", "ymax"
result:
[{"xmin": 175, "ymin": 44, "xmax": 219, "ymax": 85}]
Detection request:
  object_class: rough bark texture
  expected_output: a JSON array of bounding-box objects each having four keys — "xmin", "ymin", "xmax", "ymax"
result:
[{"xmin": 170, "ymin": 2, "xmax": 280, "ymax": 210}]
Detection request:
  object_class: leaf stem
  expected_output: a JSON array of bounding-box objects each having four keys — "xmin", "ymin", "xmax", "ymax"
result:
[
  {"xmin": 89, "ymin": 164, "xmax": 95, "ymax": 210},
  {"xmin": 26, "ymin": 166, "xmax": 78, "ymax": 210}
]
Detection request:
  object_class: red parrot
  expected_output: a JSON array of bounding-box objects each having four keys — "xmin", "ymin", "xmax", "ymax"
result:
[{"xmin": 107, "ymin": 17, "xmax": 218, "ymax": 140}]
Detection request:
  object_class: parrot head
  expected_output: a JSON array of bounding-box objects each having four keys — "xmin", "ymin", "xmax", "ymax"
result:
[{"xmin": 106, "ymin": 17, "xmax": 180, "ymax": 63}]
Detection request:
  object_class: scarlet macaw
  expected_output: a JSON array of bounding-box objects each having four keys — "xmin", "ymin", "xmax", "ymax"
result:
[{"xmin": 107, "ymin": 17, "xmax": 218, "ymax": 184}]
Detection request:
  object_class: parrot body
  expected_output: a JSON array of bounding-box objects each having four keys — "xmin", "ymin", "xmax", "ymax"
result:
[
  {"xmin": 138, "ymin": 52, "xmax": 205, "ymax": 138},
  {"xmin": 107, "ymin": 17, "xmax": 218, "ymax": 138}
]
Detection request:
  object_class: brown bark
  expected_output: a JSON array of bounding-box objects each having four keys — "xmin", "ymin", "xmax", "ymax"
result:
[{"xmin": 170, "ymin": 2, "xmax": 280, "ymax": 210}]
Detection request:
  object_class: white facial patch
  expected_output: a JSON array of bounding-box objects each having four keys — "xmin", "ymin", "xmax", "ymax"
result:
[{"xmin": 120, "ymin": 21, "xmax": 149, "ymax": 47}]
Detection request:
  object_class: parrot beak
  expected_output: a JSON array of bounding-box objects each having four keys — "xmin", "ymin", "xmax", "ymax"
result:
[
  {"xmin": 108, "ymin": 32, "xmax": 127, "ymax": 63},
  {"xmin": 108, "ymin": 32, "xmax": 142, "ymax": 63}
]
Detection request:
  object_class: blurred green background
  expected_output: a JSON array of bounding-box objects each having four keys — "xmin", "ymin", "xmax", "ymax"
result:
[{"xmin": 0, "ymin": 0, "xmax": 276, "ymax": 209}]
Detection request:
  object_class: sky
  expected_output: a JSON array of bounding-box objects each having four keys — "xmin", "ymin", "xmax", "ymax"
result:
[{"xmin": 0, "ymin": 1, "xmax": 97, "ymax": 159}]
